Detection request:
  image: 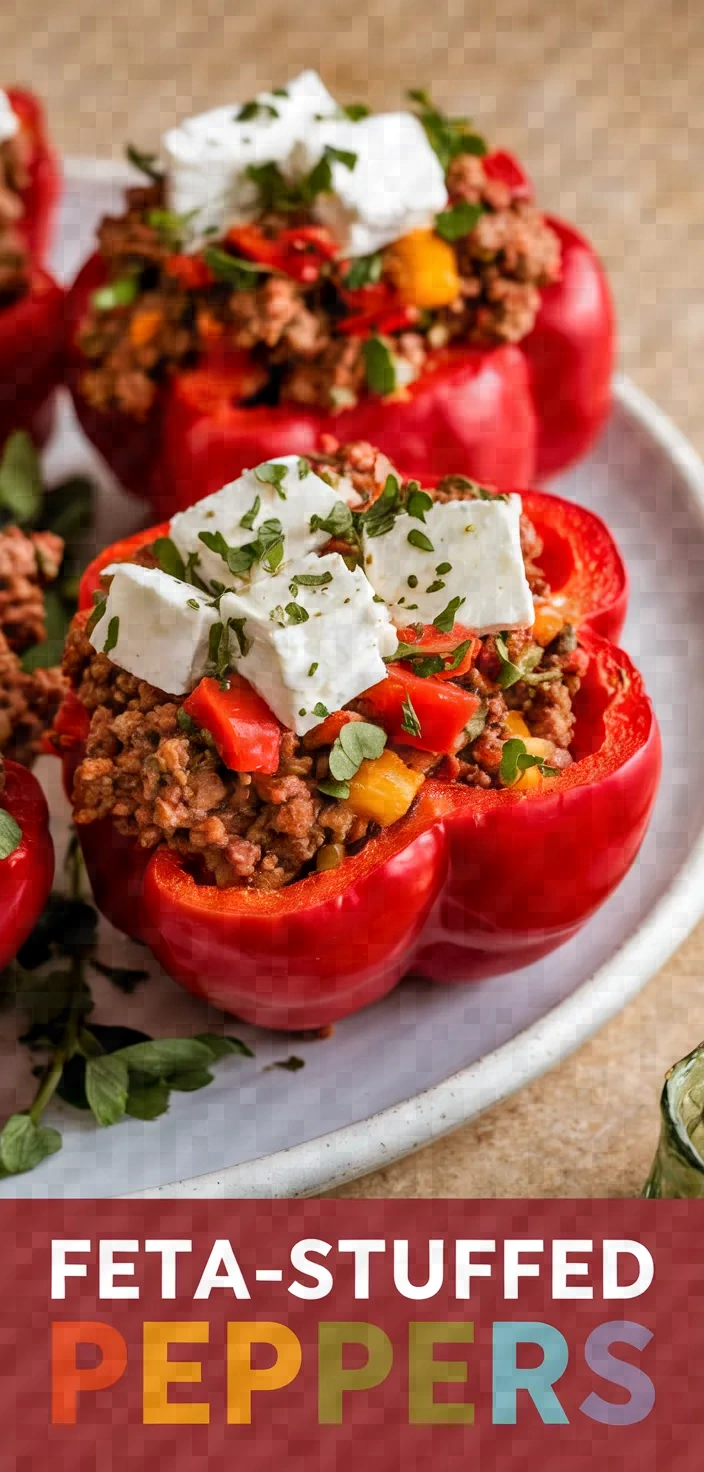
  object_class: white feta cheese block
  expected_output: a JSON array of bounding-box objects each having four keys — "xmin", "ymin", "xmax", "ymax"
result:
[
  {"xmin": 89, "ymin": 564, "xmax": 218, "ymax": 695},
  {"xmin": 362, "ymin": 495, "xmax": 535, "ymax": 633},
  {"xmin": 163, "ymin": 69, "xmax": 338, "ymax": 239},
  {"xmin": 291, "ymin": 112, "xmax": 448, "ymax": 257},
  {"xmin": 219, "ymin": 552, "xmax": 397, "ymax": 736},
  {"xmin": 169, "ymin": 455, "xmax": 346, "ymax": 592},
  {"xmin": 0, "ymin": 91, "xmax": 18, "ymax": 144}
]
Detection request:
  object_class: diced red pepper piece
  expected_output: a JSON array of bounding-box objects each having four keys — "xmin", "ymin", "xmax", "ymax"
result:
[
  {"xmin": 183, "ymin": 675, "xmax": 282, "ymax": 774},
  {"xmin": 303, "ymin": 710, "xmax": 363, "ymax": 750},
  {"xmin": 361, "ymin": 665, "xmax": 480, "ymax": 754},
  {"xmin": 164, "ymin": 254, "xmax": 215, "ymax": 289},
  {"xmin": 395, "ymin": 623, "xmax": 479, "ymax": 681},
  {"xmin": 225, "ymin": 224, "xmax": 338, "ymax": 284}
]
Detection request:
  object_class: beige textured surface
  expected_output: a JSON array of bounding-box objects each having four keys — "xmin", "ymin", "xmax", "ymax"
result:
[{"xmin": 5, "ymin": 0, "xmax": 702, "ymax": 1196}]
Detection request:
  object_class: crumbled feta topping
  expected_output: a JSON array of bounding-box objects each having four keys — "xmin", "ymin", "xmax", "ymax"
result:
[{"xmin": 89, "ymin": 564, "xmax": 218, "ymax": 695}]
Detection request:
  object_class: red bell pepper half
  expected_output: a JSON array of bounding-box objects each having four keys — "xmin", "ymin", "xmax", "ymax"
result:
[
  {"xmin": 0, "ymin": 266, "xmax": 65, "ymax": 451},
  {"xmin": 0, "ymin": 759, "xmax": 54, "ymax": 971},
  {"xmin": 66, "ymin": 149, "xmax": 614, "ymax": 511},
  {"xmin": 4, "ymin": 88, "xmax": 61, "ymax": 265},
  {"xmin": 55, "ymin": 483, "xmax": 650, "ymax": 1030}
]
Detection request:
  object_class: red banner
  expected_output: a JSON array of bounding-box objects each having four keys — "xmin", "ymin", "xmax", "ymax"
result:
[{"xmin": 0, "ymin": 1199, "xmax": 699, "ymax": 1468}]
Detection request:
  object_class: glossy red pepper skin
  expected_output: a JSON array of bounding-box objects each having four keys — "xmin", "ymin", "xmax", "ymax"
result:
[
  {"xmin": 66, "ymin": 150, "xmax": 614, "ymax": 508},
  {"xmin": 0, "ymin": 266, "xmax": 65, "ymax": 452},
  {"xmin": 0, "ymin": 760, "xmax": 54, "ymax": 971},
  {"xmin": 58, "ymin": 488, "xmax": 646, "ymax": 1030},
  {"xmin": 5, "ymin": 88, "xmax": 61, "ymax": 265}
]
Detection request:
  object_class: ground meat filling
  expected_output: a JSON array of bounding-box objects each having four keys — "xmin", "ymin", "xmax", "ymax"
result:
[
  {"xmin": 65, "ymin": 446, "xmax": 585, "ymax": 891},
  {"xmin": 77, "ymin": 141, "xmax": 561, "ymax": 418},
  {"xmin": 0, "ymin": 525, "xmax": 67, "ymax": 765}
]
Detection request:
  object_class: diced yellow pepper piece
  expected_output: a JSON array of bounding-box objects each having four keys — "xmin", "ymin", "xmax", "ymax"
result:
[
  {"xmin": 513, "ymin": 737, "xmax": 556, "ymax": 791},
  {"xmin": 504, "ymin": 710, "xmax": 531, "ymax": 740},
  {"xmin": 129, "ymin": 309, "xmax": 164, "ymax": 348},
  {"xmin": 531, "ymin": 601, "xmax": 566, "ymax": 648},
  {"xmin": 384, "ymin": 229, "xmax": 461, "ymax": 309},
  {"xmin": 345, "ymin": 750, "xmax": 425, "ymax": 827},
  {"xmin": 514, "ymin": 763, "xmax": 544, "ymax": 792}
]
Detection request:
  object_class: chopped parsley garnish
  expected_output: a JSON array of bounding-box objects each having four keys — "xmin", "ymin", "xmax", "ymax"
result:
[
  {"xmin": 125, "ymin": 143, "xmax": 164, "ymax": 183},
  {"xmin": 407, "ymin": 575, "xmax": 418, "ymax": 588},
  {"xmin": 203, "ymin": 247, "xmax": 271, "ymax": 289},
  {"xmin": 239, "ymin": 495, "xmax": 261, "ymax": 530},
  {"xmin": 308, "ymin": 662, "xmax": 319, "ymax": 677},
  {"xmin": 425, "ymin": 580, "xmax": 445, "ymax": 594},
  {"xmin": 436, "ymin": 561, "xmax": 452, "ymax": 575},
  {"xmin": 435, "ymin": 474, "xmax": 509, "ymax": 503},
  {"xmin": 388, "ymin": 637, "xmax": 473, "ymax": 679},
  {"xmin": 291, "ymin": 570, "xmax": 333, "ymax": 587},
  {"xmin": 318, "ymin": 777, "xmax": 351, "ymax": 800},
  {"xmin": 254, "ymin": 462, "xmax": 288, "ymax": 498},
  {"xmin": 186, "ymin": 598, "xmax": 199, "ymax": 610},
  {"xmin": 406, "ymin": 487, "xmax": 434, "ymax": 523},
  {"xmin": 433, "ymin": 595, "xmax": 465, "ymax": 633},
  {"xmin": 407, "ymin": 88, "xmax": 487, "ymax": 171},
  {"xmin": 495, "ymin": 635, "xmax": 563, "ymax": 689},
  {"xmin": 228, "ymin": 617, "xmax": 250, "ymax": 657},
  {"xmin": 0, "ymin": 808, "xmax": 23, "ymax": 861},
  {"xmin": 207, "ymin": 620, "xmax": 229, "ymax": 680},
  {"xmin": 361, "ymin": 474, "xmax": 402, "ymax": 538},
  {"xmin": 298, "ymin": 457, "xmax": 311, "ymax": 479},
  {"xmin": 343, "ymin": 252, "xmax": 383, "ymax": 289},
  {"xmin": 153, "ymin": 535, "xmax": 186, "ymax": 581},
  {"xmin": 91, "ymin": 275, "xmax": 139, "ymax": 312},
  {"xmin": 363, "ymin": 336, "xmax": 396, "ymax": 396},
  {"xmin": 147, "ymin": 207, "xmax": 200, "ymax": 249},
  {"xmin": 434, "ymin": 200, "xmax": 484, "ymax": 242},
  {"xmin": 463, "ymin": 701, "xmax": 488, "ymax": 744},
  {"xmin": 407, "ymin": 527, "xmax": 434, "ymax": 553},
  {"xmin": 85, "ymin": 591, "xmax": 107, "ymax": 638},
  {"xmin": 313, "ymin": 702, "xmax": 330, "ymax": 719},
  {"xmin": 309, "ymin": 500, "xmax": 355, "ymax": 541},
  {"xmin": 341, "ymin": 102, "xmax": 371, "ymax": 120},
  {"xmin": 103, "ymin": 616, "xmax": 119, "ymax": 654},
  {"xmin": 236, "ymin": 99, "xmax": 279, "ymax": 121},
  {"xmin": 328, "ymin": 720, "xmax": 386, "ymax": 782},
  {"xmin": 285, "ymin": 602, "xmax": 309, "ymax": 624},
  {"xmin": 177, "ymin": 708, "xmax": 199, "ymax": 737},
  {"xmin": 400, "ymin": 694, "xmax": 422, "ymax": 738},
  {"xmin": 499, "ymin": 737, "xmax": 558, "ymax": 787},
  {"xmin": 246, "ymin": 145, "xmax": 356, "ymax": 214},
  {"xmin": 199, "ymin": 518, "xmax": 284, "ymax": 578}
]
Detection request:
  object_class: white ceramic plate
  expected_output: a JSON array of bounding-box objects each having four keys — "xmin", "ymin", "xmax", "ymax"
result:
[{"xmin": 2, "ymin": 161, "xmax": 703, "ymax": 1199}]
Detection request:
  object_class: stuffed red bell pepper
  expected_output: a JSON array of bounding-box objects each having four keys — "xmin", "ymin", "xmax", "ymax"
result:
[
  {"xmin": 66, "ymin": 72, "xmax": 613, "ymax": 515},
  {"xmin": 0, "ymin": 88, "xmax": 63, "ymax": 451},
  {"xmin": 52, "ymin": 438, "xmax": 656, "ymax": 1031},
  {"xmin": 0, "ymin": 753, "xmax": 54, "ymax": 970}
]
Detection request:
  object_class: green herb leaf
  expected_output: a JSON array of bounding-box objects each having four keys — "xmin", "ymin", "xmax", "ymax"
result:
[
  {"xmin": 103, "ymin": 616, "xmax": 119, "ymax": 655},
  {"xmin": 115, "ymin": 1038, "xmax": 215, "ymax": 1077},
  {"xmin": 464, "ymin": 700, "xmax": 488, "ymax": 743},
  {"xmin": 400, "ymin": 693, "xmax": 422, "ymax": 738},
  {"xmin": 268, "ymin": 1055, "xmax": 306, "ymax": 1072},
  {"xmin": 125, "ymin": 1081, "xmax": 171, "ymax": 1120},
  {"xmin": 317, "ymin": 777, "xmax": 351, "ymax": 800},
  {"xmin": 433, "ymin": 595, "xmax": 465, "ymax": 633},
  {"xmin": 436, "ymin": 561, "xmax": 452, "ymax": 575},
  {"xmin": 407, "ymin": 527, "xmax": 435, "ymax": 553},
  {"xmin": 228, "ymin": 616, "xmax": 250, "ymax": 657},
  {"xmin": 329, "ymin": 720, "xmax": 386, "ymax": 780},
  {"xmin": 166, "ymin": 1069, "xmax": 214, "ymax": 1093},
  {"xmin": 297, "ymin": 457, "xmax": 311, "ymax": 479},
  {"xmin": 126, "ymin": 143, "xmax": 164, "ymax": 182},
  {"xmin": 434, "ymin": 201, "xmax": 484, "ymax": 242},
  {"xmin": 341, "ymin": 102, "xmax": 371, "ymax": 121},
  {"xmin": 313, "ymin": 702, "xmax": 329, "ymax": 718},
  {"xmin": 0, "ymin": 431, "xmax": 43, "ymax": 525},
  {"xmin": 310, "ymin": 500, "xmax": 355, "ymax": 540},
  {"xmin": 425, "ymin": 579, "xmax": 445, "ymax": 594},
  {"xmin": 177, "ymin": 708, "xmax": 199, "ymax": 737},
  {"xmin": 285, "ymin": 602, "xmax": 309, "ymax": 624},
  {"xmin": 343, "ymin": 252, "xmax": 383, "ymax": 289},
  {"xmin": 195, "ymin": 1033, "xmax": 254, "ymax": 1060},
  {"xmin": 406, "ymin": 488, "xmax": 434, "ymax": 523},
  {"xmin": 85, "ymin": 592, "xmax": 107, "ymax": 639},
  {"xmin": 407, "ymin": 89, "xmax": 487, "ymax": 171},
  {"xmin": 85, "ymin": 1053, "xmax": 130, "ymax": 1126},
  {"xmin": 147, "ymin": 207, "xmax": 200, "ymax": 248},
  {"xmin": 240, "ymin": 494, "xmax": 261, "ymax": 530},
  {"xmin": 236, "ymin": 99, "xmax": 279, "ymax": 121},
  {"xmin": 254, "ymin": 461, "xmax": 288, "ymax": 498},
  {"xmin": 42, "ymin": 475, "xmax": 94, "ymax": 539},
  {"xmin": 499, "ymin": 736, "xmax": 558, "ymax": 787},
  {"xmin": 292, "ymin": 570, "xmax": 333, "ymax": 587},
  {"xmin": 363, "ymin": 335, "xmax": 397, "ymax": 396},
  {"xmin": 0, "ymin": 1115, "xmax": 62, "ymax": 1174},
  {"xmin": 91, "ymin": 276, "xmax": 139, "ymax": 312},
  {"xmin": 203, "ymin": 246, "xmax": 271, "ymax": 289},
  {"xmin": 361, "ymin": 474, "xmax": 402, "ymax": 538},
  {"xmin": 435, "ymin": 474, "xmax": 508, "ymax": 503},
  {"xmin": 153, "ymin": 535, "xmax": 187, "ymax": 581},
  {"xmin": 0, "ymin": 808, "xmax": 23, "ymax": 860}
]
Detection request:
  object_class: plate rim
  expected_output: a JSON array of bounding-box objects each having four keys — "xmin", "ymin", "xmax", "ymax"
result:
[
  {"xmin": 112, "ymin": 375, "xmax": 704, "ymax": 1199},
  {"xmin": 58, "ymin": 161, "xmax": 704, "ymax": 1199}
]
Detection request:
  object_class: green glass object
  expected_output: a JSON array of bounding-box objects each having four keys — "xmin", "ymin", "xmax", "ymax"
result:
[{"xmin": 643, "ymin": 1042, "xmax": 704, "ymax": 1197}]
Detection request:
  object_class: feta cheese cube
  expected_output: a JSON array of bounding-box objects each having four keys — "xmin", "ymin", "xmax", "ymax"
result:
[
  {"xmin": 219, "ymin": 552, "xmax": 397, "ymax": 735},
  {"xmin": 292, "ymin": 112, "xmax": 448, "ymax": 257},
  {"xmin": 362, "ymin": 495, "xmax": 535, "ymax": 633},
  {"xmin": 0, "ymin": 91, "xmax": 18, "ymax": 145},
  {"xmin": 89, "ymin": 564, "xmax": 218, "ymax": 695},
  {"xmin": 169, "ymin": 455, "xmax": 346, "ymax": 593},
  {"xmin": 163, "ymin": 70, "xmax": 339, "ymax": 239}
]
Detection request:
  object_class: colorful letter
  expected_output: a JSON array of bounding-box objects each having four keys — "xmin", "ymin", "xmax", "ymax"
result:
[
  {"xmin": 492, "ymin": 1321, "xmax": 569, "ymax": 1425},
  {"xmin": 409, "ymin": 1322, "xmax": 475, "ymax": 1425},
  {"xmin": 580, "ymin": 1321, "xmax": 655, "ymax": 1425},
  {"xmin": 143, "ymin": 1321, "xmax": 209, "ymax": 1425},
  {"xmin": 227, "ymin": 1322, "xmax": 302, "ymax": 1424},
  {"xmin": 51, "ymin": 1320, "xmax": 127, "ymax": 1425},
  {"xmin": 318, "ymin": 1322, "xmax": 393, "ymax": 1425}
]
